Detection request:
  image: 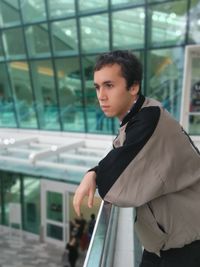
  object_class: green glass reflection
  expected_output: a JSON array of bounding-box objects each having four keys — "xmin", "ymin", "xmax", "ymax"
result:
[
  {"xmin": 82, "ymin": 56, "xmax": 113, "ymax": 134},
  {"xmin": 26, "ymin": 24, "xmax": 51, "ymax": 57},
  {"xmin": 54, "ymin": 58, "xmax": 85, "ymax": 131},
  {"xmin": 0, "ymin": 0, "xmax": 20, "ymax": 26},
  {"xmin": 81, "ymin": 14, "xmax": 109, "ymax": 52},
  {"xmin": 0, "ymin": 63, "xmax": 17, "ymax": 127},
  {"xmin": 23, "ymin": 177, "xmax": 40, "ymax": 234},
  {"xmin": 148, "ymin": 0, "xmax": 187, "ymax": 47},
  {"xmin": 146, "ymin": 47, "xmax": 184, "ymax": 120},
  {"xmin": 112, "ymin": 0, "xmax": 145, "ymax": 5},
  {"xmin": 112, "ymin": 8, "xmax": 145, "ymax": 49},
  {"xmin": 52, "ymin": 19, "xmax": 78, "ymax": 55},
  {"xmin": 48, "ymin": 0, "xmax": 75, "ymax": 18},
  {"xmin": 0, "ymin": 39, "xmax": 5, "ymax": 61},
  {"xmin": 3, "ymin": 28, "xmax": 26, "ymax": 59},
  {"xmin": 188, "ymin": 0, "xmax": 200, "ymax": 44},
  {"xmin": 47, "ymin": 191, "xmax": 63, "ymax": 222},
  {"xmin": 189, "ymin": 56, "xmax": 200, "ymax": 135},
  {"xmin": 9, "ymin": 61, "xmax": 37, "ymax": 128},
  {"xmin": 47, "ymin": 223, "xmax": 63, "ymax": 240},
  {"xmin": 21, "ymin": 0, "xmax": 46, "ymax": 23},
  {"xmin": 79, "ymin": 0, "xmax": 108, "ymax": 11},
  {"xmin": 2, "ymin": 173, "xmax": 20, "ymax": 226},
  {"xmin": 189, "ymin": 115, "xmax": 200, "ymax": 135},
  {"xmin": 30, "ymin": 60, "xmax": 60, "ymax": 130}
]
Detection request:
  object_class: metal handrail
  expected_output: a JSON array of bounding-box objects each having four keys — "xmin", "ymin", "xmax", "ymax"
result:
[{"xmin": 83, "ymin": 201, "xmax": 119, "ymax": 267}]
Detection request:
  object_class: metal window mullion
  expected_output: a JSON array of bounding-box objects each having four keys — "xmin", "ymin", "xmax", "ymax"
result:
[
  {"xmin": 143, "ymin": 0, "xmax": 149, "ymax": 96},
  {"xmin": 45, "ymin": 0, "xmax": 63, "ymax": 131},
  {"xmin": 18, "ymin": 0, "xmax": 40, "ymax": 129},
  {"xmin": 75, "ymin": 0, "xmax": 88, "ymax": 133},
  {"xmin": 20, "ymin": 175, "xmax": 25, "ymax": 230},
  {"xmin": 185, "ymin": 0, "xmax": 191, "ymax": 44},
  {"xmin": 0, "ymin": 27, "xmax": 20, "ymax": 127}
]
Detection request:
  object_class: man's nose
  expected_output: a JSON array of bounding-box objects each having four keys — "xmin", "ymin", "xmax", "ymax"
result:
[{"xmin": 98, "ymin": 88, "xmax": 107, "ymax": 100}]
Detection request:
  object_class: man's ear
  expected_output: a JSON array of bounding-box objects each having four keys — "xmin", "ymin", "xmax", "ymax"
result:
[{"xmin": 129, "ymin": 83, "xmax": 140, "ymax": 96}]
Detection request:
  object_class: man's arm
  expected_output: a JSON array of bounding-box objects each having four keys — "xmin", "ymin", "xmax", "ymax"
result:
[{"xmin": 73, "ymin": 171, "xmax": 96, "ymax": 217}]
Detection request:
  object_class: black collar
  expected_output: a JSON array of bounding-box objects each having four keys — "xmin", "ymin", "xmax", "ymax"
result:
[{"xmin": 120, "ymin": 94, "xmax": 145, "ymax": 127}]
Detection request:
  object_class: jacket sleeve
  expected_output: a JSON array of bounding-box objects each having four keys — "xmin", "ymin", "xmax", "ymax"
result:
[{"xmin": 96, "ymin": 107, "xmax": 161, "ymax": 200}]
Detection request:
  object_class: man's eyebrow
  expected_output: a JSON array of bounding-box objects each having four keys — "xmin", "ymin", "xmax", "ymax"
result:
[{"xmin": 94, "ymin": 80, "xmax": 114, "ymax": 86}]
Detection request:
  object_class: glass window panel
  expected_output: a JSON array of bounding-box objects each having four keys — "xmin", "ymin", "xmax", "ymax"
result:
[
  {"xmin": 3, "ymin": 28, "xmax": 26, "ymax": 59},
  {"xmin": 48, "ymin": 0, "xmax": 75, "ymax": 18},
  {"xmin": 79, "ymin": 0, "xmax": 108, "ymax": 12},
  {"xmin": 21, "ymin": 0, "xmax": 46, "ymax": 23},
  {"xmin": 81, "ymin": 14, "xmax": 109, "ymax": 53},
  {"xmin": 189, "ymin": 56, "xmax": 200, "ymax": 135},
  {"xmin": 0, "ymin": 39, "xmax": 4, "ymax": 61},
  {"xmin": 112, "ymin": 8, "xmax": 145, "ymax": 50},
  {"xmin": 26, "ymin": 24, "xmax": 51, "ymax": 57},
  {"xmin": 0, "ymin": 0, "xmax": 20, "ymax": 26},
  {"xmin": 47, "ymin": 191, "xmax": 63, "ymax": 222},
  {"xmin": 189, "ymin": 115, "xmax": 200, "ymax": 135},
  {"xmin": 112, "ymin": 0, "xmax": 145, "ymax": 6},
  {"xmin": 2, "ymin": 173, "xmax": 20, "ymax": 226},
  {"xmin": 146, "ymin": 47, "xmax": 184, "ymax": 120},
  {"xmin": 52, "ymin": 19, "xmax": 78, "ymax": 56},
  {"xmin": 54, "ymin": 58, "xmax": 85, "ymax": 132},
  {"xmin": 82, "ymin": 56, "xmax": 113, "ymax": 134},
  {"xmin": 23, "ymin": 177, "xmax": 40, "ymax": 234},
  {"xmin": 0, "ymin": 63, "xmax": 17, "ymax": 127},
  {"xmin": 148, "ymin": 0, "xmax": 167, "ymax": 2},
  {"xmin": 9, "ymin": 61, "xmax": 37, "ymax": 128},
  {"xmin": 47, "ymin": 223, "xmax": 63, "ymax": 240},
  {"xmin": 188, "ymin": 0, "xmax": 200, "ymax": 44},
  {"xmin": 148, "ymin": 0, "xmax": 187, "ymax": 47},
  {"xmin": 30, "ymin": 60, "xmax": 60, "ymax": 130}
]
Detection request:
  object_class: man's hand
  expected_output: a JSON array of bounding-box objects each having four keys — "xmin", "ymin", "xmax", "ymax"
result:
[{"xmin": 73, "ymin": 171, "xmax": 97, "ymax": 217}]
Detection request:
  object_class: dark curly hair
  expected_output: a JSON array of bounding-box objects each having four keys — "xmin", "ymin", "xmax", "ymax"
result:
[{"xmin": 94, "ymin": 50, "xmax": 143, "ymax": 94}]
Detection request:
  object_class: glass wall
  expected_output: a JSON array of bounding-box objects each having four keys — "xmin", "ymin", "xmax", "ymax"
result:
[
  {"xmin": 0, "ymin": 0, "xmax": 199, "ymax": 134},
  {"xmin": 0, "ymin": 171, "xmax": 41, "ymax": 234}
]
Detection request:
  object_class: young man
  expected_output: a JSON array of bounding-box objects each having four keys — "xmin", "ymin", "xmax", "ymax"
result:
[{"xmin": 73, "ymin": 50, "xmax": 200, "ymax": 267}]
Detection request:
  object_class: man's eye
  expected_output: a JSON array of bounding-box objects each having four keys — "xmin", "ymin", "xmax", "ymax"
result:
[{"xmin": 106, "ymin": 83, "xmax": 113, "ymax": 88}]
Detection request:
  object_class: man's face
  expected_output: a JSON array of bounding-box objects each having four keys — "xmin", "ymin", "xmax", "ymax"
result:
[{"xmin": 94, "ymin": 63, "xmax": 139, "ymax": 120}]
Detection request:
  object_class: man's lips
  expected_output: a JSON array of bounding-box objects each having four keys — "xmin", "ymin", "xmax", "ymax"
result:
[{"xmin": 101, "ymin": 106, "xmax": 110, "ymax": 110}]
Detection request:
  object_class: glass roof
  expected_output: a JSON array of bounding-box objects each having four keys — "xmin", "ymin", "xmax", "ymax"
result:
[{"xmin": 0, "ymin": 129, "xmax": 112, "ymax": 184}]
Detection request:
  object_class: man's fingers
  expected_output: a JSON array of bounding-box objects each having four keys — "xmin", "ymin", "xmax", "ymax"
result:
[
  {"xmin": 88, "ymin": 188, "xmax": 95, "ymax": 208},
  {"xmin": 73, "ymin": 193, "xmax": 81, "ymax": 217}
]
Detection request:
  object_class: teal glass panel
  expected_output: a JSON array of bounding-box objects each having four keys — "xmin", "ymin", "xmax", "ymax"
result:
[
  {"xmin": 30, "ymin": 60, "xmax": 60, "ymax": 130},
  {"xmin": 80, "ymin": 14, "xmax": 109, "ymax": 53},
  {"xmin": 3, "ymin": 28, "xmax": 26, "ymax": 59},
  {"xmin": 54, "ymin": 58, "xmax": 85, "ymax": 132},
  {"xmin": 147, "ymin": 0, "xmax": 167, "ymax": 2},
  {"xmin": 189, "ymin": 115, "xmax": 200, "ymax": 135},
  {"xmin": 189, "ymin": 57, "xmax": 200, "ymax": 135},
  {"xmin": 146, "ymin": 47, "xmax": 184, "ymax": 120},
  {"xmin": 188, "ymin": 0, "xmax": 200, "ymax": 44},
  {"xmin": 21, "ymin": 0, "xmax": 46, "ymax": 23},
  {"xmin": 23, "ymin": 177, "xmax": 40, "ymax": 234},
  {"xmin": 0, "ymin": 39, "xmax": 5, "ymax": 61},
  {"xmin": 79, "ymin": 0, "xmax": 108, "ymax": 12},
  {"xmin": 2, "ymin": 173, "xmax": 20, "ymax": 226},
  {"xmin": 9, "ymin": 61, "xmax": 37, "ymax": 128},
  {"xmin": 112, "ymin": 8, "xmax": 145, "ymax": 50},
  {"xmin": 48, "ymin": 0, "xmax": 75, "ymax": 18},
  {"xmin": 82, "ymin": 56, "xmax": 113, "ymax": 134},
  {"xmin": 112, "ymin": 0, "xmax": 145, "ymax": 6},
  {"xmin": 0, "ymin": 63, "xmax": 17, "ymax": 127},
  {"xmin": 47, "ymin": 223, "xmax": 63, "ymax": 240},
  {"xmin": 148, "ymin": 0, "xmax": 187, "ymax": 47},
  {"xmin": 0, "ymin": 0, "xmax": 20, "ymax": 26},
  {"xmin": 47, "ymin": 191, "xmax": 63, "ymax": 222},
  {"xmin": 52, "ymin": 19, "xmax": 78, "ymax": 56},
  {"xmin": 26, "ymin": 24, "xmax": 51, "ymax": 57}
]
